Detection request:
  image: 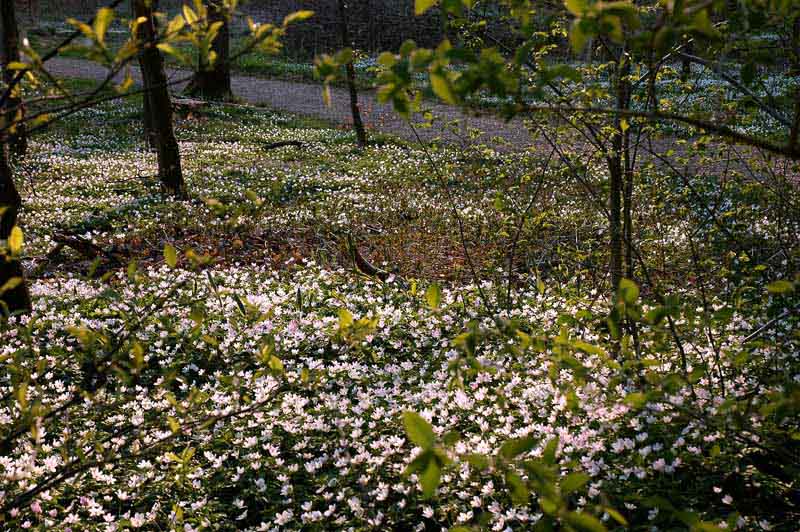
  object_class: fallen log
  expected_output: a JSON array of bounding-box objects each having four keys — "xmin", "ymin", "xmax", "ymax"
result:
[{"xmin": 345, "ymin": 234, "xmax": 390, "ymax": 281}]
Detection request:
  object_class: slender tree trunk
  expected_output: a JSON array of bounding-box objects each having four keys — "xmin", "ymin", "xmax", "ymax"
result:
[
  {"xmin": 789, "ymin": 18, "xmax": 800, "ymax": 151},
  {"xmin": 0, "ymin": 0, "xmax": 27, "ymax": 157},
  {"xmin": 608, "ymin": 156, "xmax": 623, "ymax": 293},
  {"xmin": 608, "ymin": 53, "xmax": 630, "ymax": 296},
  {"xmin": 133, "ymin": 0, "xmax": 186, "ymax": 198},
  {"xmin": 337, "ymin": 0, "xmax": 367, "ymax": 148},
  {"xmin": 0, "ymin": 142, "xmax": 31, "ymax": 315},
  {"xmin": 680, "ymin": 41, "xmax": 692, "ymax": 83},
  {"xmin": 186, "ymin": 0, "xmax": 232, "ymax": 101}
]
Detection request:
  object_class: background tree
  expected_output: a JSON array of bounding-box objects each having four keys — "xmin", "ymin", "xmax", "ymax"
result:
[
  {"xmin": 1, "ymin": 0, "xmax": 28, "ymax": 157},
  {"xmin": 0, "ymin": 0, "xmax": 31, "ymax": 314},
  {"xmin": 186, "ymin": 0, "xmax": 232, "ymax": 100},
  {"xmin": 133, "ymin": 0, "xmax": 186, "ymax": 198},
  {"xmin": 0, "ymin": 145, "xmax": 31, "ymax": 315},
  {"xmin": 337, "ymin": 0, "xmax": 367, "ymax": 147}
]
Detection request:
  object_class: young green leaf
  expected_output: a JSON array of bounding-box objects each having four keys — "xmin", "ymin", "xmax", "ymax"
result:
[
  {"xmin": 767, "ymin": 280, "xmax": 794, "ymax": 294},
  {"xmin": 618, "ymin": 278, "xmax": 639, "ymax": 305},
  {"xmin": 543, "ymin": 436, "xmax": 559, "ymax": 464},
  {"xmin": 420, "ymin": 458, "xmax": 441, "ymax": 498},
  {"xmin": 283, "ymin": 10, "xmax": 315, "ymax": 26},
  {"xmin": 8, "ymin": 226, "xmax": 23, "ymax": 255},
  {"xmin": 164, "ymin": 243, "xmax": 178, "ymax": 268},
  {"xmin": 403, "ymin": 411, "xmax": 435, "ymax": 449},
  {"xmin": 499, "ymin": 436, "xmax": 536, "ymax": 460},
  {"xmin": 338, "ymin": 308, "xmax": 353, "ymax": 329},
  {"xmin": 426, "ymin": 283, "xmax": 442, "ymax": 310},
  {"xmin": 565, "ymin": 511, "xmax": 607, "ymax": 532},
  {"xmin": 416, "ymin": 0, "xmax": 438, "ymax": 15},
  {"xmin": 93, "ymin": 7, "xmax": 114, "ymax": 43},
  {"xmin": 561, "ymin": 471, "xmax": 590, "ymax": 495},
  {"xmin": 430, "ymin": 72, "xmax": 458, "ymax": 104}
]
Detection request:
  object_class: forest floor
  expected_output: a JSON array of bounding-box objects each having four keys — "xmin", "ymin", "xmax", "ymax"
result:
[{"xmin": 0, "ymin": 78, "xmax": 797, "ymax": 531}]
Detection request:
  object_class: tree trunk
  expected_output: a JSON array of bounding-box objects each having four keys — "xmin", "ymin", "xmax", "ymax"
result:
[
  {"xmin": 186, "ymin": 0, "xmax": 232, "ymax": 101},
  {"xmin": 608, "ymin": 53, "xmax": 631, "ymax": 296},
  {"xmin": 0, "ymin": 142, "xmax": 31, "ymax": 316},
  {"xmin": 133, "ymin": 0, "xmax": 186, "ymax": 198},
  {"xmin": 142, "ymin": 88, "xmax": 156, "ymax": 150},
  {"xmin": 789, "ymin": 17, "xmax": 800, "ymax": 151},
  {"xmin": 608, "ymin": 153, "xmax": 623, "ymax": 294},
  {"xmin": 0, "ymin": 0, "xmax": 28, "ymax": 158},
  {"xmin": 680, "ymin": 41, "xmax": 692, "ymax": 83},
  {"xmin": 337, "ymin": 0, "xmax": 368, "ymax": 148}
]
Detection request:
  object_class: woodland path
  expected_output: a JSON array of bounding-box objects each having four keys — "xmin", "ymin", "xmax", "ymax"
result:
[{"xmin": 47, "ymin": 56, "xmax": 532, "ymax": 150}]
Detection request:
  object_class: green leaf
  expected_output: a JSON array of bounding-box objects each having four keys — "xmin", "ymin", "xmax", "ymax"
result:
[
  {"xmin": 338, "ymin": 308, "xmax": 353, "ymax": 329},
  {"xmin": 538, "ymin": 496, "xmax": 558, "ymax": 515},
  {"xmin": 602, "ymin": 506, "xmax": 628, "ymax": 526},
  {"xmin": 164, "ymin": 243, "xmax": 178, "ymax": 268},
  {"xmin": 430, "ymin": 72, "xmax": 458, "ymax": 104},
  {"xmin": 499, "ymin": 436, "xmax": 536, "ymax": 460},
  {"xmin": 268, "ymin": 355, "xmax": 284, "ymax": 374},
  {"xmin": 8, "ymin": 226, "xmax": 23, "ymax": 255},
  {"xmin": 426, "ymin": 283, "xmax": 442, "ymax": 310},
  {"xmin": 618, "ymin": 278, "xmax": 639, "ymax": 304},
  {"xmin": 543, "ymin": 436, "xmax": 559, "ymax": 464},
  {"xmin": 505, "ymin": 470, "xmax": 529, "ymax": 505},
  {"xmin": 416, "ymin": 0, "xmax": 438, "ymax": 15},
  {"xmin": 182, "ymin": 4, "xmax": 199, "ymax": 24},
  {"xmin": 403, "ymin": 411, "xmax": 436, "ymax": 449},
  {"xmin": 464, "ymin": 453, "xmax": 489, "ymax": 470},
  {"xmin": 624, "ymin": 392, "xmax": 647, "ymax": 409},
  {"xmin": 767, "ymin": 280, "xmax": 794, "ymax": 294},
  {"xmin": 404, "ymin": 449, "xmax": 431, "ymax": 475},
  {"xmin": 157, "ymin": 43, "xmax": 190, "ymax": 65},
  {"xmin": 283, "ymin": 10, "xmax": 315, "ymax": 26},
  {"xmin": 15, "ymin": 382, "xmax": 28, "ymax": 410},
  {"xmin": 565, "ymin": 0, "xmax": 588, "ymax": 15},
  {"xmin": 561, "ymin": 471, "xmax": 590, "ymax": 494},
  {"xmin": 569, "ymin": 20, "xmax": 588, "ymax": 53},
  {"xmin": 420, "ymin": 457, "xmax": 441, "ymax": 498},
  {"xmin": 571, "ymin": 340, "xmax": 606, "ymax": 357},
  {"xmin": 93, "ymin": 7, "xmax": 114, "ymax": 43},
  {"xmin": 0, "ymin": 276, "xmax": 22, "ymax": 295},
  {"xmin": 565, "ymin": 511, "xmax": 606, "ymax": 532}
]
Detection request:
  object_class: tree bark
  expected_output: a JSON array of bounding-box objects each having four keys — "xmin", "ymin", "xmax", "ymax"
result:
[
  {"xmin": 0, "ymin": 142, "xmax": 31, "ymax": 316},
  {"xmin": 133, "ymin": 0, "xmax": 186, "ymax": 198},
  {"xmin": 186, "ymin": 0, "xmax": 232, "ymax": 101},
  {"xmin": 680, "ymin": 41, "xmax": 692, "ymax": 83},
  {"xmin": 608, "ymin": 53, "xmax": 631, "ymax": 296},
  {"xmin": 337, "ymin": 0, "xmax": 368, "ymax": 148},
  {"xmin": 142, "ymin": 87, "xmax": 156, "ymax": 150},
  {"xmin": 789, "ymin": 17, "xmax": 800, "ymax": 151},
  {"xmin": 0, "ymin": 0, "xmax": 28, "ymax": 157}
]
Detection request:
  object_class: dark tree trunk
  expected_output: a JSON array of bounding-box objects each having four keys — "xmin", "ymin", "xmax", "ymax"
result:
[
  {"xmin": 186, "ymin": 0, "xmax": 232, "ymax": 101},
  {"xmin": 337, "ymin": 0, "xmax": 368, "ymax": 148},
  {"xmin": 133, "ymin": 0, "xmax": 186, "ymax": 198},
  {"xmin": 789, "ymin": 18, "xmax": 800, "ymax": 151},
  {"xmin": 608, "ymin": 54, "xmax": 631, "ymax": 296},
  {"xmin": 680, "ymin": 41, "xmax": 692, "ymax": 82},
  {"xmin": 0, "ymin": 0, "xmax": 28, "ymax": 157},
  {"xmin": 142, "ymin": 88, "xmax": 156, "ymax": 150},
  {"xmin": 608, "ymin": 153, "xmax": 623, "ymax": 293},
  {"xmin": 0, "ymin": 143, "xmax": 31, "ymax": 316}
]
